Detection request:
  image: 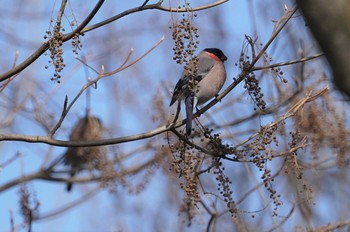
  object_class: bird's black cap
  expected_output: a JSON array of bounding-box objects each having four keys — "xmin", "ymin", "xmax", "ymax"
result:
[{"xmin": 204, "ymin": 48, "xmax": 228, "ymax": 62}]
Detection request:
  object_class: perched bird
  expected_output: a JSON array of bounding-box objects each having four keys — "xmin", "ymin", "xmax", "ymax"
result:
[
  {"xmin": 63, "ymin": 116, "xmax": 104, "ymax": 191},
  {"xmin": 169, "ymin": 48, "xmax": 227, "ymax": 135}
]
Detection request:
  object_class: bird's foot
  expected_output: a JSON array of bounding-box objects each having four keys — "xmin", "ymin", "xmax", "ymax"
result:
[{"xmin": 195, "ymin": 106, "xmax": 202, "ymax": 117}]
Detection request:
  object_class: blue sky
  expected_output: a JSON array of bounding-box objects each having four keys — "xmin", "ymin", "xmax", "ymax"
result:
[{"xmin": 0, "ymin": 1, "xmax": 342, "ymax": 231}]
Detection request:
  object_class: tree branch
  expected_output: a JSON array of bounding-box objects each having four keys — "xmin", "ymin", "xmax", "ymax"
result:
[
  {"xmin": 82, "ymin": 0, "xmax": 228, "ymax": 34},
  {"xmin": 251, "ymin": 53, "xmax": 323, "ymax": 72},
  {"xmin": 0, "ymin": 0, "xmax": 105, "ymax": 82},
  {"xmin": 0, "ymin": 0, "xmax": 228, "ymax": 82}
]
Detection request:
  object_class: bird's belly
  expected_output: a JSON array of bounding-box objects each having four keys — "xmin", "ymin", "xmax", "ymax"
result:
[
  {"xmin": 195, "ymin": 72, "xmax": 226, "ymax": 105},
  {"xmin": 196, "ymin": 85, "xmax": 221, "ymax": 105}
]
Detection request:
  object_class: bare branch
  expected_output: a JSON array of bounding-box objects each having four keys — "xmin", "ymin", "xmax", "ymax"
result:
[
  {"xmin": 56, "ymin": 0, "xmax": 68, "ymax": 30},
  {"xmin": 309, "ymin": 220, "xmax": 350, "ymax": 232},
  {"xmin": 49, "ymin": 95, "xmax": 68, "ymax": 137},
  {"xmin": 265, "ymin": 204, "xmax": 296, "ymax": 232},
  {"xmin": 33, "ymin": 188, "xmax": 99, "ymax": 221},
  {"xmin": 101, "ymin": 37, "xmax": 164, "ymax": 77},
  {"xmin": 0, "ymin": 125, "xmax": 167, "ymax": 147},
  {"xmin": 0, "ymin": 50, "xmax": 20, "ymax": 93},
  {"xmin": 0, "ymin": 172, "xmax": 46, "ymax": 193},
  {"xmin": 82, "ymin": 0, "xmax": 229, "ymax": 34},
  {"xmin": 0, "ymin": 0, "xmax": 105, "ymax": 82},
  {"xmin": 251, "ymin": 53, "xmax": 324, "ymax": 72},
  {"xmin": 75, "ymin": 57, "xmax": 100, "ymax": 75}
]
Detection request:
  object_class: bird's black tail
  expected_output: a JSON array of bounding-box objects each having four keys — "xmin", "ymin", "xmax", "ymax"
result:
[
  {"xmin": 66, "ymin": 171, "xmax": 75, "ymax": 192},
  {"xmin": 66, "ymin": 183, "xmax": 73, "ymax": 192},
  {"xmin": 185, "ymin": 94, "xmax": 194, "ymax": 135}
]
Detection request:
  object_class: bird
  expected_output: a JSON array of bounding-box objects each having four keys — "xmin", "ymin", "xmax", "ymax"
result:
[
  {"xmin": 63, "ymin": 116, "xmax": 104, "ymax": 191},
  {"xmin": 169, "ymin": 48, "xmax": 227, "ymax": 135}
]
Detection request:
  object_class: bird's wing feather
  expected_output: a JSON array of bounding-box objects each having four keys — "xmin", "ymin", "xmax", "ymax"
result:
[{"xmin": 169, "ymin": 54, "xmax": 215, "ymax": 106}]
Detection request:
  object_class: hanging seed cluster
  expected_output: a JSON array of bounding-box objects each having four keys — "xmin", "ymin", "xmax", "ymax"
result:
[
  {"xmin": 241, "ymin": 123, "xmax": 282, "ymax": 216},
  {"xmin": 285, "ymin": 130, "xmax": 304, "ymax": 179},
  {"xmin": 170, "ymin": 142, "xmax": 202, "ymax": 209},
  {"xmin": 261, "ymin": 43, "xmax": 288, "ymax": 84},
  {"xmin": 170, "ymin": 4, "xmax": 200, "ymax": 65},
  {"xmin": 43, "ymin": 20, "xmax": 83, "ymax": 83},
  {"xmin": 70, "ymin": 22, "xmax": 84, "ymax": 56},
  {"xmin": 44, "ymin": 20, "xmax": 66, "ymax": 83},
  {"xmin": 212, "ymin": 158, "xmax": 236, "ymax": 216},
  {"xmin": 168, "ymin": 127, "xmax": 238, "ymax": 218},
  {"xmin": 71, "ymin": 32, "xmax": 83, "ymax": 55},
  {"xmin": 285, "ymin": 130, "xmax": 313, "ymax": 204},
  {"xmin": 199, "ymin": 130, "xmax": 238, "ymax": 215},
  {"xmin": 204, "ymin": 128, "xmax": 236, "ymax": 157},
  {"xmin": 239, "ymin": 51, "xmax": 267, "ymax": 111},
  {"xmin": 170, "ymin": 4, "xmax": 200, "ymax": 91}
]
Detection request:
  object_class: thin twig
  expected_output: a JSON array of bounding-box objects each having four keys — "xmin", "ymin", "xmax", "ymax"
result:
[
  {"xmin": 265, "ymin": 204, "xmax": 296, "ymax": 232},
  {"xmin": 251, "ymin": 53, "xmax": 324, "ymax": 71},
  {"xmin": 0, "ymin": 171, "xmax": 47, "ymax": 192},
  {"xmin": 33, "ymin": 187, "xmax": 100, "ymax": 221},
  {"xmin": 113, "ymin": 48, "xmax": 134, "ymax": 71},
  {"xmin": 0, "ymin": 153, "xmax": 158, "ymax": 192},
  {"xmin": 0, "ymin": 152, "xmax": 20, "ymax": 168},
  {"xmin": 308, "ymin": 220, "xmax": 350, "ymax": 232},
  {"xmin": 49, "ymin": 95, "xmax": 68, "ymax": 137},
  {"xmin": 56, "ymin": 0, "xmax": 68, "ymax": 30},
  {"xmin": 75, "ymin": 57, "xmax": 100, "ymax": 75},
  {"xmin": 0, "ymin": 50, "xmax": 20, "ymax": 92},
  {"xmin": 216, "ymin": 159, "xmax": 287, "ymax": 218},
  {"xmin": 140, "ymin": 0, "xmax": 150, "ymax": 9},
  {"xmin": 102, "ymin": 37, "xmax": 163, "ymax": 77}
]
